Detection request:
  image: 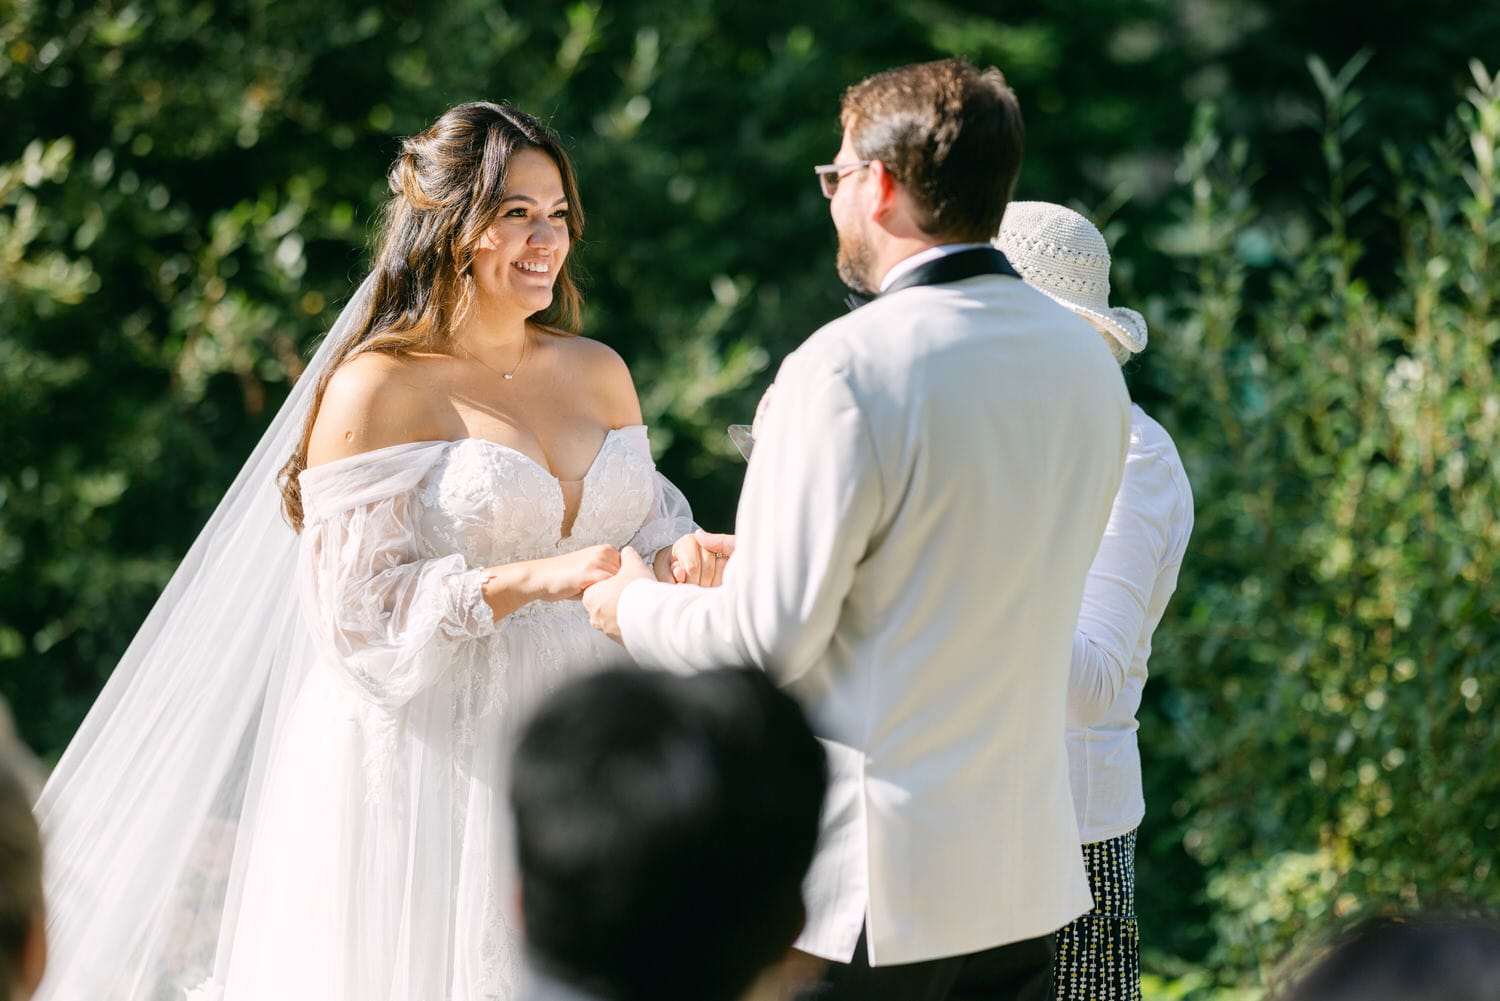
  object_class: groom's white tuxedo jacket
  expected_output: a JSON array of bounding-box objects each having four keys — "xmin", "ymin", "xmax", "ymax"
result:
[{"xmin": 618, "ymin": 260, "xmax": 1130, "ymax": 966}]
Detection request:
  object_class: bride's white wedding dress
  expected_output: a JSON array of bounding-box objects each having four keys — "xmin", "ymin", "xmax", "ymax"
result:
[
  {"xmin": 34, "ymin": 276, "xmax": 693, "ymax": 1001},
  {"xmin": 204, "ymin": 429, "xmax": 690, "ymax": 1001}
]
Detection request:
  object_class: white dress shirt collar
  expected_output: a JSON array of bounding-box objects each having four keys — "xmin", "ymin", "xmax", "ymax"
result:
[{"xmin": 878, "ymin": 242, "xmax": 995, "ymax": 293}]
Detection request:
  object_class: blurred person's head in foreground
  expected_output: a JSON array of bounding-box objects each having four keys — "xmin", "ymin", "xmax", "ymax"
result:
[
  {"xmin": 0, "ymin": 748, "xmax": 45, "ymax": 1001},
  {"xmin": 1276, "ymin": 910, "xmax": 1500, "ymax": 1001},
  {"xmin": 510, "ymin": 666, "xmax": 828, "ymax": 1001}
]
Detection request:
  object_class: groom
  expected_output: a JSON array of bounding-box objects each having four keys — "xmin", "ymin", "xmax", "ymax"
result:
[{"xmin": 585, "ymin": 58, "xmax": 1129, "ymax": 1000}]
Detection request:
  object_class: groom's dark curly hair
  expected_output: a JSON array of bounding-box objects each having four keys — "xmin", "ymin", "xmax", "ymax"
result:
[{"xmin": 511, "ymin": 667, "xmax": 827, "ymax": 1001}]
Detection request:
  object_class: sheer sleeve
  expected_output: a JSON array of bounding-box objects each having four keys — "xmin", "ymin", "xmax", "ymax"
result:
[
  {"xmin": 617, "ymin": 425, "xmax": 697, "ymax": 560},
  {"xmin": 298, "ymin": 447, "xmax": 499, "ymax": 709}
]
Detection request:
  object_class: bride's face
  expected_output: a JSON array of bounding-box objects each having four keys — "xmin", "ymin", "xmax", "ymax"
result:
[{"xmin": 471, "ymin": 148, "xmax": 571, "ymax": 317}]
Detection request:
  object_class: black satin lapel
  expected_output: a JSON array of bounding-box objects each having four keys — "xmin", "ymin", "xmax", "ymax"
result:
[
  {"xmin": 843, "ymin": 247, "xmax": 1018, "ymax": 311},
  {"xmin": 881, "ymin": 247, "xmax": 1020, "ymax": 297}
]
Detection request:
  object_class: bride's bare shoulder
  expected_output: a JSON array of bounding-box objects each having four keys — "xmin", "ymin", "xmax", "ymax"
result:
[
  {"xmin": 543, "ymin": 333, "xmax": 641, "ymax": 426},
  {"xmin": 307, "ymin": 351, "xmax": 449, "ymax": 466}
]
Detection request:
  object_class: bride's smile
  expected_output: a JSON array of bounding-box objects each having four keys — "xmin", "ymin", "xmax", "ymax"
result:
[{"xmin": 471, "ymin": 147, "xmax": 571, "ymax": 317}]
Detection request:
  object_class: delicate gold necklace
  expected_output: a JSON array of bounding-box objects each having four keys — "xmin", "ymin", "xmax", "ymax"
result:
[{"xmin": 457, "ymin": 333, "xmax": 528, "ymax": 382}]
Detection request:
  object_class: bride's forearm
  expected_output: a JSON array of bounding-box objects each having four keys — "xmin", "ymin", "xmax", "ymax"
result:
[
  {"xmin": 479, "ymin": 545, "xmax": 622, "ymax": 620},
  {"xmin": 478, "ymin": 561, "xmax": 548, "ymax": 622}
]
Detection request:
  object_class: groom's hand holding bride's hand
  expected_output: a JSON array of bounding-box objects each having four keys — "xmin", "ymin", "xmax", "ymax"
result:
[
  {"xmin": 583, "ymin": 546, "xmax": 654, "ymax": 642},
  {"xmin": 585, "ymin": 532, "xmax": 738, "ymax": 642}
]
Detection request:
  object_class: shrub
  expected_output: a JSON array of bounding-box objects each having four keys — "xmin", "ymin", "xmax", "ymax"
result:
[{"xmin": 1140, "ymin": 57, "xmax": 1500, "ymax": 991}]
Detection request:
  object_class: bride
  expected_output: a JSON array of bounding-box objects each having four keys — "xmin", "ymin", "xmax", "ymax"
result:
[{"xmin": 35, "ymin": 102, "xmax": 715, "ymax": 1000}]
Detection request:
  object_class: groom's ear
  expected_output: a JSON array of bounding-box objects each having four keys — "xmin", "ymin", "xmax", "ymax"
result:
[{"xmin": 868, "ymin": 159, "xmax": 900, "ymax": 220}]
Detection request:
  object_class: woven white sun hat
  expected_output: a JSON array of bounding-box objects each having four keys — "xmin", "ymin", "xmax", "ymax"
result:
[{"xmin": 994, "ymin": 200, "xmax": 1148, "ymax": 354}]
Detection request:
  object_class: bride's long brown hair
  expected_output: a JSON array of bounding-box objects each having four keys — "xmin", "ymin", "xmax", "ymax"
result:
[{"xmin": 277, "ymin": 102, "xmax": 586, "ymax": 531}]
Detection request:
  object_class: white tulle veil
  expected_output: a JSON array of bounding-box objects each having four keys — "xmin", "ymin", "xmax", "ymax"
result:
[{"xmin": 34, "ymin": 276, "xmax": 377, "ymax": 1000}]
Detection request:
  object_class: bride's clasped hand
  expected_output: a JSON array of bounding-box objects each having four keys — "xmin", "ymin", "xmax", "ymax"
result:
[
  {"xmin": 661, "ymin": 528, "xmax": 736, "ymax": 587},
  {"xmin": 583, "ymin": 529, "xmax": 735, "ymax": 640},
  {"xmin": 512, "ymin": 526, "xmax": 732, "ymax": 607},
  {"xmin": 500, "ymin": 544, "xmax": 622, "ymax": 603}
]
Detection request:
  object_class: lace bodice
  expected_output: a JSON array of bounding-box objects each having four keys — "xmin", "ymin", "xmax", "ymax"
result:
[
  {"xmin": 294, "ymin": 425, "xmax": 694, "ymax": 712},
  {"xmin": 415, "ymin": 430, "xmax": 657, "ymax": 565}
]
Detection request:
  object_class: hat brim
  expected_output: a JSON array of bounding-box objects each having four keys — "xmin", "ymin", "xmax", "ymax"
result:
[{"xmin": 1041, "ymin": 292, "xmax": 1148, "ymax": 353}]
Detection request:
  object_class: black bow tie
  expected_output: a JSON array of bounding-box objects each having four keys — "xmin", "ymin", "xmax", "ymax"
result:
[{"xmin": 844, "ymin": 246, "xmax": 1020, "ymax": 311}]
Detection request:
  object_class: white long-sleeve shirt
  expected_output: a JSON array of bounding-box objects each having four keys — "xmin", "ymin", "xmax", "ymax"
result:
[{"xmin": 1067, "ymin": 405, "xmax": 1193, "ymax": 843}]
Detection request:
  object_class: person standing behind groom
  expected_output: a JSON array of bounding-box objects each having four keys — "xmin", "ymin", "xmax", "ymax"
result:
[{"xmin": 584, "ymin": 59, "xmax": 1130, "ymax": 1000}]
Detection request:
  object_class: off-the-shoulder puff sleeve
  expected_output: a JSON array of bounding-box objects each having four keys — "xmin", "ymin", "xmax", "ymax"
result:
[
  {"xmin": 617, "ymin": 425, "xmax": 698, "ymax": 562},
  {"xmin": 298, "ymin": 443, "xmax": 499, "ymax": 709}
]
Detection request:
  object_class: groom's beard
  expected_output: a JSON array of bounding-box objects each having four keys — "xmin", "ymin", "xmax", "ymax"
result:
[{"xmin": 836, "ymin": 225, "xmax": 877, "ymax": 297}]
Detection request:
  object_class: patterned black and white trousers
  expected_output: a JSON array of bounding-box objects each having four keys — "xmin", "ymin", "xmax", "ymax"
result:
[{"xmin": 1052, "ymin": 828, "xmax": 1140, "ymax": 1001}]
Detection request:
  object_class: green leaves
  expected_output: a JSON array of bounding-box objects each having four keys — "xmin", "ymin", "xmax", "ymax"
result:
[
  {"xmin": 1144, "ymin": 55, "xmax": 1500, "ymax": 991},
  {"xmin": 0, "ymin": 138, "xmax": 98, "ymax": 313}
]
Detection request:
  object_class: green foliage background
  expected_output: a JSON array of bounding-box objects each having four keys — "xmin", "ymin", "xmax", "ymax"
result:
[{"xmin": 3, "ymin": 1, "xmax": 1497, "ymax": 994}]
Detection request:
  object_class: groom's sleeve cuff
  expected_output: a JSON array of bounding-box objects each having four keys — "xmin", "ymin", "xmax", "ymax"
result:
[
  {"xmin": 618, "ymin": 577, "xmax": 717, "ymax": 674},
  {"xmin": 617, "ymin": 577, "xmax": 662, "ymax": 664}
]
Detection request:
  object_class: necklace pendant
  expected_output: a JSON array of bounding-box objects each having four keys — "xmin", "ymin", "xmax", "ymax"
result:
[{"xmin": 503, "ymin": 373, "xmax": 513, "ymax": 380}]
